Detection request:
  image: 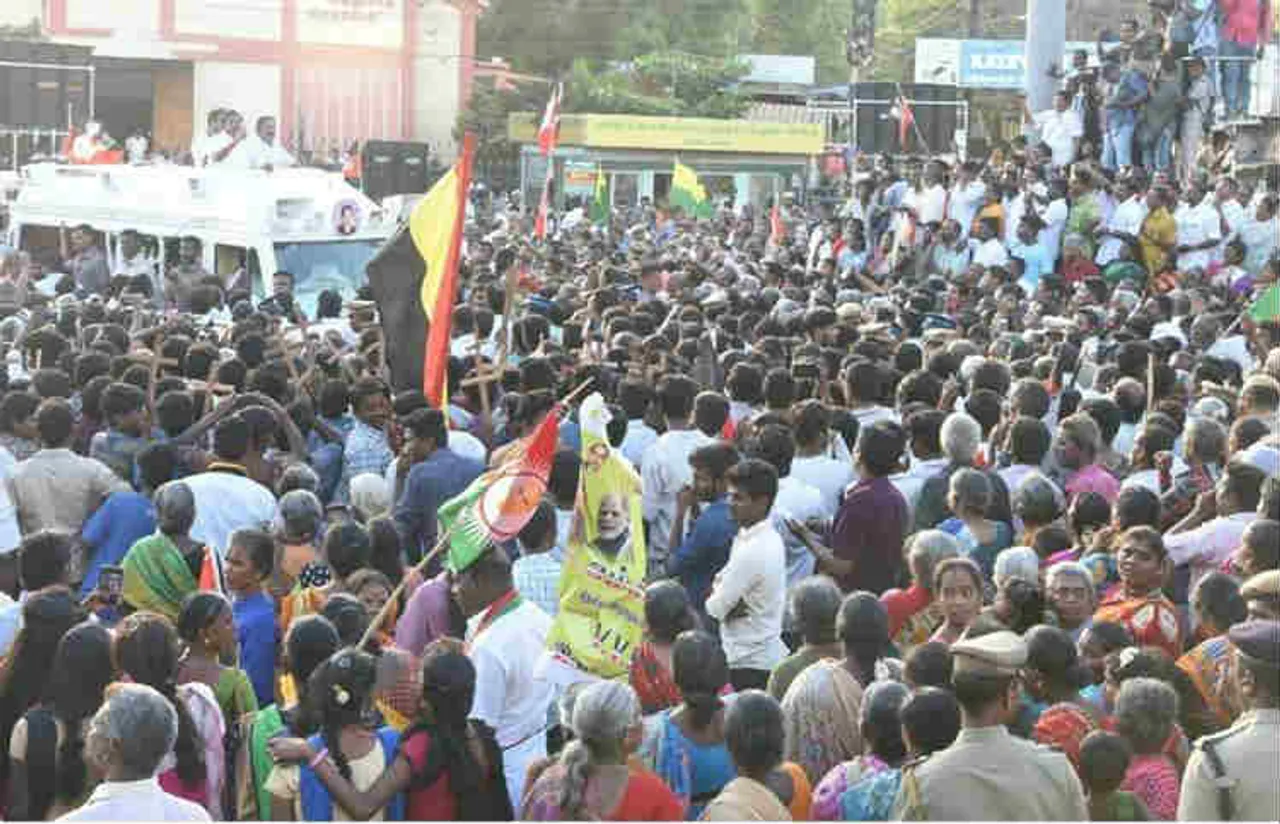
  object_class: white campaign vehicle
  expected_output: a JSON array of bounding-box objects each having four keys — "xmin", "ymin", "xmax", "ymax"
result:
[{"xmin": 5, "ymin": 162, "xmax": 393, "ymax": 315}]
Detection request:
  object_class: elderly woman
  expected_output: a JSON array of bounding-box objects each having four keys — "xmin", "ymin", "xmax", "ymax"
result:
[
  {"xmin": 1047, "ymin": 561, "xmax": 1097, "ymax": 641},
  {"xmin": 913, "ymin": 412, "xmax": 1013, "ymax": 530},
  {"xmin": 939, "ymin": 469, "xmax": 1014, "ymax": 580},
  {"xmin": 880, "ymin": 530, "xmax": 960, "ymax": 652},
  {"xmin": 349, "ymin": 472, "xmax": 390, "ymax": 523},
  {"xmin": 983, "ymin": 546, "xmax": 1044, "ymax": 632},
  {"xmin": 122, "ymin": 481, "xmax": 218, "ymax": 622},
  {"xmin": 521, "ymin": 681, "xmax": 682, "ymax": 821},
  {"xmin": 769, "ymin": 576, "xmax": 844, "ymax": 700},
  {"xmin": 703, "ymin": 692, "xmax": 792, "ymax": 821},
  {"xmin": 810, "ymin": 681, "xmax": 910, "ymax": 820},
  {"xmin": 65, "ymin": 683, "xmax": 212, "ymax": 821},
  {"xmin": 1013, "ymin": 473, "xmax": 1065, "ymax": 547},
  {"xmin": 1115, "ymin": 677, "xmax": 1181, "ymax": 820},
  {"xmin": 1176, "ymin": 572, "xmax": 1248, "ymax": 730}
]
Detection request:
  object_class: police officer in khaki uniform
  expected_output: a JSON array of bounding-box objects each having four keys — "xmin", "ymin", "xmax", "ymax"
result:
[
  {"xmin": 1178, "ymin": 620, "xmax": 1280, "ymax": 821},
  {"xmin": 1241, "ymin": 570, "xmax": 1279, "ymax": 621},
  {"xmin": 891, "ymin": 630, "xmax": 1088, "ymax": 820}
]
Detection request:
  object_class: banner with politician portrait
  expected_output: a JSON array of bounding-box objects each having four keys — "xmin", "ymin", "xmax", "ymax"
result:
[{"xmin": 543, "ymin": 393, "xmax": 647, "ymax": 682}]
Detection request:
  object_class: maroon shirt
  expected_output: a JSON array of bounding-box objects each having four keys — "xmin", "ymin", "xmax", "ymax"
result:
[{"xmin": 830, "ymin": 476, "xmax": 909, "ymax": 594}]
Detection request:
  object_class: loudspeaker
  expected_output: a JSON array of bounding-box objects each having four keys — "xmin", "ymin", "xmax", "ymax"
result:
[
  {"xmin": 361, "ymin": 140, "xmax": 430, "ymax": 200},
  {"xmin": 850, "ymin": 83, "xmax": 960, "ymax": 156}
]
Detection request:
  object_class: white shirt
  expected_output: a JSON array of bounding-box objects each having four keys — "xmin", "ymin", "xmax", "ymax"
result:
[
  {"xmin": 1236, "ymin": 216, "xmax": 1280, "ymax": 275},
  {"xmin": 770, "ymin": 475, "xmax": 826, "ymax": 585},
  {"xmin": 791, "ymin": 453, "xmax": 855, "ymax": 519},
  {"xmin": 1039, "ymin": 198, "xmax": 1070, "ymax": 262},
  {"xmin": 1215, "ymin": 199, "xmax": 1247, "ymax": 264},
  {"xmin": 467, "ymin": 598, "xmax": 553, "ymax": 805},
  {"xmin": 620, "ymin": 419, "xmax": 660, "ymax": 471},
  {"xmin": 949, "ymin": 181, "xmax": 986, "ymax": 236},
  {"xmin": 890, "ymin": 456, "xmax": 948, "ymax": 521},
  {"xmin": 1112, "ymin": 421, "xmax": 1139, "ymax": 459},
  {"xmin": 1166, "ymin": 511, "xmax": 1257, "ymax": 593},
  {"xmin": 227, "ymin": 134, "xmax": 295, "ymax": 170},
  {"xmin": 57, "ymin": 776, "xmax": 211, "ymax": 821},
  {"xmin": 706, "ymin": 519, "xmax": 787, "ymax": 671},
  {"xmin": 911, "ymin": 184, "xmax": 948, "ymax": 226},
  {"xmin": 1096, "ymin": 196, "xmax": 1149, "ymax": 267},
  {"xmin": 191, "ymin": 131, "xmax": 232, "ymax": 167},
  {"xmin": 641, "ymin": 428, "xmax": 713, "ymax": 563},
  {"xmin": 1175, "ymin": 200, "xmax": 1222, "ymax": 272},
  {"xmin": 0, "ymin": 445, "xmax": 21, "ymax": 554},
  {"xmin": 1034, "ymin": 108, "xmax": 1084, "ymax": 168},
  {"xmin": 0, "ymin": 590, "xmax": 27, "ymax": 660},
  {"xmin": 182, "ymin": 468, "xmax": 278, "ymax": 556},
  {"xmin": 972, "ymin": 237, "xmax": 1010, "ymax": 268}
]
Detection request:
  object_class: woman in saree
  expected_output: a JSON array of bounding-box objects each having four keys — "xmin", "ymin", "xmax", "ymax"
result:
[
  {"xmin": 1175, "ymin": 572, "xmax": 1248, "ymax": 731},
  {"xmin": 122, "ymin": 481, "xmax": 221, "ymax": 622}
]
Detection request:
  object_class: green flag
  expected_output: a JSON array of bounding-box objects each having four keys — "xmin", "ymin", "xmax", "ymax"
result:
[
  {"xmin": 670, "ymin": 160, "xmax": 714, "ymax": 220},
  {"xmin": 1248, "ymin": 283, "xmax": 1280, "ymax": 324},
  {"xmin": 439, "ymin": 411, "xmax": 560, "ymax": 573},
  {"xmin": 589, "ymin": 164, "xmax": 609, "ymax": 224}
]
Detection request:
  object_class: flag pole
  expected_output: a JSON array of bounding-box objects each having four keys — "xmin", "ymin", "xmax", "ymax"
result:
[{"xmin": 357, "ymin": 375, "xmax": 596, "ymax": 652}]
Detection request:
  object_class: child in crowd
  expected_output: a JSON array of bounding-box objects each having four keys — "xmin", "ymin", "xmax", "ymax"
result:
[{"xmin": 1078, "ymin": 730, "xmax": 1151, "ymax": 821}]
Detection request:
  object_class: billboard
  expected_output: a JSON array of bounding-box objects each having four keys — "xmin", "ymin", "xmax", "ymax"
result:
[{"xmin": 916, "ymin": 39, "xmax": 1095, "ymax": 90}]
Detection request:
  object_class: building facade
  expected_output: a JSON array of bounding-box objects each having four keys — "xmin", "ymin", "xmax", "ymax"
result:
[{"xmin": 1, "ymin": 0, "xmax": 481, "ymax": 162}]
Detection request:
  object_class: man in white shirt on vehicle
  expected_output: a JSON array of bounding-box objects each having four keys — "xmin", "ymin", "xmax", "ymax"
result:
[
  {"xmin": 227, "ymin": 115, "xmax": 295, "ymax": 171},
  {"xmin": 1175, "ymin": 179, "xmax": 1223, "ymax": 272},
  {"xmin": 1027, "ymin": 91, "xmax": 1084, "ymax": 169},
  {"xmin": 706, "ymin": 458, "xmax": 787, "ymax": 693},
  {"xmin": 191, "ymin": 109, "xmax": 236, "ymax": 167},
  {"xmin": 642, "ymin": 376, "xmax": 713, "ymax": 576}
]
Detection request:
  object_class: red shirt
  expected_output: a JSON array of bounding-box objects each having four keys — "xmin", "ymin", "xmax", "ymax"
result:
[
  {"xmin": 881, "ymin": 584, "xmax": 931, "ymax": 639},
  {"xmin": 609, "ymin": 767, "xmax": 684, "ymax": 821},
  {"xmin": 401, "ymin": 729, "xmax": 457, "ymax": 821}
]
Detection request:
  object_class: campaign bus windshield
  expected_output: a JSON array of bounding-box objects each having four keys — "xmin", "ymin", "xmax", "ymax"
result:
[{"xmin": 274, "ymin": 238, "xmax": 382, "ymax": 316}]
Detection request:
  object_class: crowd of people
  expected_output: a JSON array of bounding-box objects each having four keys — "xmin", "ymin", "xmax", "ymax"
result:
[
  {"xmin": 0, "ymin": 66, "xmax": 1279, "ymax": 821},
  {"xmin": 1022, "ymin": 0, "xmax": 1271, "ymax": 180}
]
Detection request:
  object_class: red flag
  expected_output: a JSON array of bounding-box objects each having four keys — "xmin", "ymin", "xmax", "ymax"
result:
[
  {"xmin": 770, "ymin": 203, "xmax": 784, "ymax": 242},
  {"xmin": 538, "ymin": 84, "xmax": 562, "ymax": 157},
  {"xmin": 420, "ymin": 133, "xmax": 477, "ymax": 407},
  {"xmin": 897, "ymin": 95, "xmax": 914, "ymax": 151}
]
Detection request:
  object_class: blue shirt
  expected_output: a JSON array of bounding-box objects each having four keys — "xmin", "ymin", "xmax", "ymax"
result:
[
  {"xmin": 394, "ymin": 447, "xmax": 485, "ymax": 562},
  {"xmin": 1009, "ymin": 240, "xmax": 1055, "ymax": 293},
  {"xmin": 667, "ymin": 497, "xmax": 736, "ymax": 607},
  {"xmin": 233, "ymin": 590, "xmax": 278, "ymax": 708},
  {"xmin": 80, "ymin": 491, "xmax": 156, "ymax": 596}
]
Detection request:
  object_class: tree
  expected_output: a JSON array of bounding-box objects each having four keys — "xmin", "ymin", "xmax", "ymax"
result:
[
  {"xmin": 456, "ymin": 82, "xmax": 547, "ymax": 191},
  {"xmin": 566, "ymin": 53, "xmax": 752, "ymax": 118},
  {"xmin": 478, "ymin": 0, "xmax": 753, "ymax": 77},
  {"xmin": 750, "ymin": 0, "xmax": 851, "ymax": 84}
]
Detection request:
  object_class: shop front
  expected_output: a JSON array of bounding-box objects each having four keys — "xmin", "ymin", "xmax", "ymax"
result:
[{"xmin": 508, "ymin": 113, "xmax": 823, "ymax": 212}]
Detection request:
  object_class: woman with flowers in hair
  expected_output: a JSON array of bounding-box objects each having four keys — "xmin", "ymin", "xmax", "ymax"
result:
[{"xmin": 264, "ymin": 648, "xmax": 404, "ymax": 820}]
